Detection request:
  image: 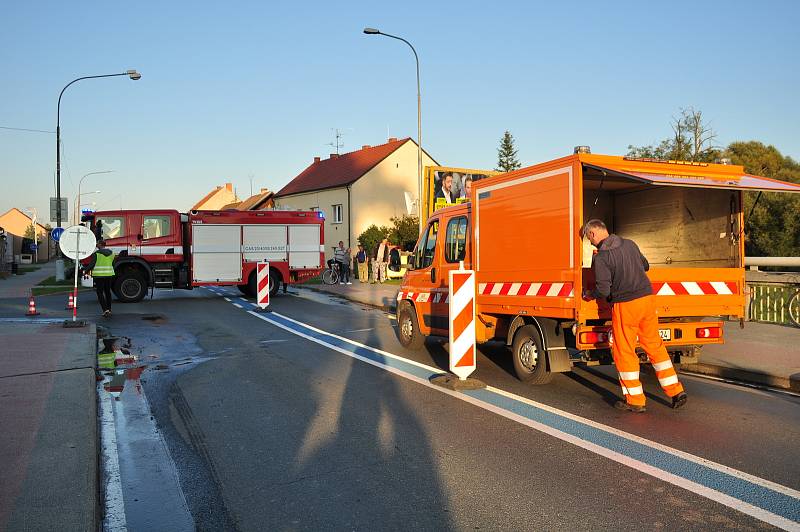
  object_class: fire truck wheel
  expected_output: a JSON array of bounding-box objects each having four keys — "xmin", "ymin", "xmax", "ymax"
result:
[
  {"xmin": 237, "ymin": 284, "xmax": 249, "ymax": 295},
  {"xmin": 397, "ymin": 303, "xmax": 425, "ymax": 350},
  {"xmin": 114, "ymin": 271, "xmax": 147, "ymax": 303},
  {"xmin": 511, "ymin": 325, "xmax": 553, "ymax": 384},
  {"xmin": 246, "ymin": 268, "xmax": 282, "ymax": 298}
]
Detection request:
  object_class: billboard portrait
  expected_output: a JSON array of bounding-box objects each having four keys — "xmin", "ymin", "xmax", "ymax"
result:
[{"xmin": 425, "ymin": 166, "xmax": 499, "ymax": 216}]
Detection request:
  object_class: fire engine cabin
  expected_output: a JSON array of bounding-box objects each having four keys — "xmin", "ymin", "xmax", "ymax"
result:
[
  {"xmin": 83, "ymin": 209, "xmax": 325, "ymax": 303},
  {"xmin": 397, "ymin": 152, "xmax": 800, "ymax": 384}
]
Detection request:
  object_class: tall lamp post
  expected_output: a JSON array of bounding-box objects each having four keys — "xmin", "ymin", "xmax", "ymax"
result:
[
  {"xmin": 55, "ymin": 70, "xmax": 141, "ymax": 279},
  {"xmin": 75, "ymin": 171, "xmax": 112, "ymax": 225},
  {"xmin": 363, "ymin": 28, "xmax": 423, "ymax": 229}
]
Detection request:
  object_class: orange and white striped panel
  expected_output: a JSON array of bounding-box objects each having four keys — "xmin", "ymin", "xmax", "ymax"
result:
[
  {"xmin": 256, "ymin": 262, "xmax": 270, "ymax": 309},
  {"xmin": 478, "ymin": 282, "xmax": 574, "ymax": 297},
  {"xmin": 651, "ymin": 281, "xmax": 738, "ymax": 296},
  {"xmin": 449, "ymin": 270, "xmax": 476, "ymax": 380}
]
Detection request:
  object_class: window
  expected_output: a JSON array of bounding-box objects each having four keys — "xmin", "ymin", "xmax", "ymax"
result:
[
  {"xmin": 415, "ymin": 219, "xmax": 439, "ymax": 269},
  {"xmin": 142, "ymin": 216, "xmax": 171, "ymax": 239},
  {"xmin": 95, "ymin": 217, "xmax": 125, "ymax": 240},
  {"xmin": 444, "ymin": 216, "xmax": 468, "ymax": 263},
  {"xmin": 332, "ymin": 204, "xmax": 343, "ymax": 224}
]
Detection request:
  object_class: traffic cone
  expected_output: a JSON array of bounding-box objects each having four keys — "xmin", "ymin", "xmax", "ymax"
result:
[
  {"xmin": 26, "ymin": 295, "xmax": 40, "ymax": 316},
  {"xmin": 66, "ymin": 293, "xmax": 75, "ymax": 310}
]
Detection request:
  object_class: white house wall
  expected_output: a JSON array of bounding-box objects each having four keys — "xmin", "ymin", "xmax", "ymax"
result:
[{"xmin": 274, "ymin": 188, "xmax": 350, "ymax": 259}]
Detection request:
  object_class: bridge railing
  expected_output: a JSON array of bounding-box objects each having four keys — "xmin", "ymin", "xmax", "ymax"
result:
[{"xmin": 744, "ymin": 258, "xmax": 800, "ymax": 327}]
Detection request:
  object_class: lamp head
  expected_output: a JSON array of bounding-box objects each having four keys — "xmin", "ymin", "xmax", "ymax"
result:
[
  {"xmin": 363, "ymin": 27, "xmax": 380, "ymax": 35},
  {"xmin": 126, "ymin": 70, "xmax": 142, "ymax": 80}
]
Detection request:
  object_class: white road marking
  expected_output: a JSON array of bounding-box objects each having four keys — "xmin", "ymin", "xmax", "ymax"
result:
[
  {"xmin": 232, "ymin": 303, "xmax": 243, "ymax": 309},
  {"xmin": 98, "ymin": 379, "xmax": 127, "ymax": 531},
  {"xmin": 223, "ymin": 297, "xmax": 231, "ymax": 302},
  {"xmin": 259, "ymin": 339, "xmax": 289, "ymax": 344},
  {"xmin": 345, "ymin": 328, "xmax": 374, "ymax": 333}
]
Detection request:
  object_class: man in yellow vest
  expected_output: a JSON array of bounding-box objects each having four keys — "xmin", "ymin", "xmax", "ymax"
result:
[{"xmin": 91, "ymin": 239, "xmax": 117, "ymax": 317}]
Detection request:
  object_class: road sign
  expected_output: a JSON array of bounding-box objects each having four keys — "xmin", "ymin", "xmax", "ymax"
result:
[
  {"xmin": 448, "ymin": 267, "xmax": 477, "ymax": 380},
  {"xmin": 49, "ymin": 197, "xmax": 68, "ymax": 223},
  {"xmin": 59, "ymin": 225, "xmax": 96, "ymax": 260},
  {"xmin": 257, "ymin": 262, "xmax": 270, "ymax": 309},
  {"xmin": 51, "ymin": 227, "xmax": 65, "ymax": 242},
  {"xmin": 30, "ymin": 243, "xmax": 38, "ymax": 251}
]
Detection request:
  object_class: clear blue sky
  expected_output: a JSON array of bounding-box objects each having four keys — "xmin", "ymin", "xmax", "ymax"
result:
[{"xmin": 2, "ymin": 0, "xmax": 798, "ymax": 224}]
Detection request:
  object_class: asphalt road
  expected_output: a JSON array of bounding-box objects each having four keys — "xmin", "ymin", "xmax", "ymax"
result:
[{"xmin": 19, "ymin": 286, "xmax": 800, "ymax": 530}]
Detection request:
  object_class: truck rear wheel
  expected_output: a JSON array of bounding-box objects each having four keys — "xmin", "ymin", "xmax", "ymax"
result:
[
  {"xmin": 114, "ymin": 270, "xmax": 147, "ymax": 303},
  {"xmin": 247, "ymin": 268, "xmax": 281, "ymax": 298},
  {"xmin": 511, "ymin": 324, "xmax": 553, "ymax": 384},
  {"xmin": 397, "ymin": 303, "xmax": 425, "ymax": 350}
]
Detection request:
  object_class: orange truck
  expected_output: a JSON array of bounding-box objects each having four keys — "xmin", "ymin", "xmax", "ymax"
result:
[{"xmin": 397, "ymin": 151, "xmax": 800, "ymax": 383}]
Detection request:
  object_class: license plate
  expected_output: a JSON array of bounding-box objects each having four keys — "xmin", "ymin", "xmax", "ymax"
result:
[{"xmin": 659, "ymin": 328, "xmax": 671, "ymax": 341}]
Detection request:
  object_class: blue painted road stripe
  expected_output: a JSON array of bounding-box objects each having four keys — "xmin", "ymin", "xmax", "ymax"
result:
[{"xmin": 236, "ymin": 304, "xmax": 800, "ymax": 530}]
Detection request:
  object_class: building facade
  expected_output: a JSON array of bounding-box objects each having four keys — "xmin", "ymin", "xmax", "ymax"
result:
[{"xmin": 274, "ymin": 138, "xmax": 436, "ymax": 258}]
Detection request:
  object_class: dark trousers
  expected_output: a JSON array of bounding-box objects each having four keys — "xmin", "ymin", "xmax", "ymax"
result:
[{"xmin": 95, "ymin": 276, "xmax": 113, "ymax": 312}]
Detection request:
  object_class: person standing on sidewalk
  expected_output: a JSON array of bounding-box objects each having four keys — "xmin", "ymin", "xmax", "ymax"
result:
[
  {"xmin": 581, "ymin": 219, "xmax": 687, "ymax": 413},
  {"xmin": 334, "ymin": 241, "xmax": 352, "ymax": 285},
  {"xmin": 372, "ymin": 238, "xmax": 390, "ymax": 284},
  {"xmin": 356, "ymin": 245, "xmax": 368, "ymax": 283},
  {"xmin": 89, "ymin": 239, "xmax": 116, "ymax": 317}
]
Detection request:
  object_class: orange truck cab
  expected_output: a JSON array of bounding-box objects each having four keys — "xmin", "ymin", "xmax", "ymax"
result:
[{"xmin": 397, "ymin": 153, "xmax": 800, "ymax": 384}]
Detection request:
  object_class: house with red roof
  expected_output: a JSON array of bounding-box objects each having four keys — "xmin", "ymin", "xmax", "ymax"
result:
[
  {"xmin": 190, "ymin": 182, "xmax": 238, "ymax": 211},
  {"xmin": 274, "ymin": 137, "xmax": 436, "ymax": 259}
]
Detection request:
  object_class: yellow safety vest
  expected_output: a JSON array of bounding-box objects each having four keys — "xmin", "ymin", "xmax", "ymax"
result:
[{"xmin": 93, "ymin": 252, "xmax": 116, "ymax": 277}]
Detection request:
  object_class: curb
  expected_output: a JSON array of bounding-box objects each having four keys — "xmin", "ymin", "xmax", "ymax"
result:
[{"xmin": 681, "ymin": 362, "xmax": 799, "ymax": 392}]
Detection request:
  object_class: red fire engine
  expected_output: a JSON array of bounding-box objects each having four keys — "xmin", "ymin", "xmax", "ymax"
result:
[{"xmin": 81, "ymin": 209, "xmax": 325, "ymax": 302}]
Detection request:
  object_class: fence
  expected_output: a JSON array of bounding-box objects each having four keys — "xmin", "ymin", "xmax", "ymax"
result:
[{"xmin": 745, "ymin": 268, "xmax": 800, "ymax": 327}]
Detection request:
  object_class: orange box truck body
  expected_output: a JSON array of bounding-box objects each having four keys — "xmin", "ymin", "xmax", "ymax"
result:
[{"xmin": 397, "ymin": 153, "xmax": 800, "ymax": 383}]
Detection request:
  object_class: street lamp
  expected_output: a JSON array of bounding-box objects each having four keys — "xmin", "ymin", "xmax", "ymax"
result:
[
  {"xmin": 76, "ymin": 171, "xmax": 113, "ymax": 226},
  {"xmin": 55, "ymin": 70, "xmax": 140, "ymax": 279},
  {"xmin": 24, "ymin": 208, "xmax": 38, "ymax": 264},
  {"xmin": 363, "ymin": 28, "xmax": 424, "ymax": 229}
]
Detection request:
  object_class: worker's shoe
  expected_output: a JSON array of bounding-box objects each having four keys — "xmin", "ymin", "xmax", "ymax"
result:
[
  {"xmin": 614, "ymin": 400, "xmax": 646, "ymax": 413},
  {"xmin": 671, "ymin": 392, "xmax": 688, "ymax": 410}
]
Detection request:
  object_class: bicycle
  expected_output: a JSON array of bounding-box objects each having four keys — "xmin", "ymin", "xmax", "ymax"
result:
[
  {"xmin": 789, "ymin": 288, "xmax": 800, "ymax": 328},
  {"xmin": 321, "ymin": 261, "xmax": 341, "ymax": 285}
]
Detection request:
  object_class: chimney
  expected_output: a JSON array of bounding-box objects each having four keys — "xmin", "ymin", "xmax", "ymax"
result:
[
  {"xmin": 260, "ymin": 188, "xmax": 270, "ymax": 193},
  {"xmin": 225, "ymin": 183, "xmax": 233, "ymax": 191},
  {"xmin": 313, "ymin": 156, "xmax": 321, "ymax": 163},
  {"xmin": 388, "ymin": 137, "xmax": 398, "ymax": 143},
  {"xmin": 330, "ymin": 153, "xmax": 339, "ymax": 159},
  {"xmin": 362, "ymin": 144, "xmax": 371, "ymax": 150}
]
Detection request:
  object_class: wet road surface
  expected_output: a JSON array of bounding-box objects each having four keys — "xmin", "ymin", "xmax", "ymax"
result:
[{"xmin": 54, "ymin": 287, "xmax": 800, "ymax": 530}]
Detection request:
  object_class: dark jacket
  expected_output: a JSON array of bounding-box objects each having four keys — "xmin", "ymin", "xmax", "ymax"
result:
[
  {"xmin": 356, "ymin": 250, "xmax": 367, "ymax": 263},
  {"xmin": 83, "ymin": 247, "xmax": 114, "ymax": 272},
  {"xmin": 373, "ymin": 242, "xmax": 389, "ymax": 262},
  {"xmin": 590, "ymin": 234, "xmax": 652, "ymax": 304}
]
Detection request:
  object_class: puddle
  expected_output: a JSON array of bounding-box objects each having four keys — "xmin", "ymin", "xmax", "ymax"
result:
[{"xmin": 141, "ymin": 315, "xmax": 167, "ymax": 324}]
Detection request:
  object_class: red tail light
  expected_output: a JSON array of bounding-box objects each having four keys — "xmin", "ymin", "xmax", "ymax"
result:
[
  {"xmin": 696, "ymin": 327, "xmax": 722, "ymax": 339},
  {"xmin": 579, "ymin": 331, "xmax": 609, "ymax": 344}
]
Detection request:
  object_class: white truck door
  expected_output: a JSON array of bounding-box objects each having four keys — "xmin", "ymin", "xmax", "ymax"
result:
[
  {"xmin": 191, "ymin": 224, "xmax": 242, "ymax": 282},
  {"xmin": 242, "ymin": 225, "xmax": 288, "ymax": 263},
  {"xmin": 288, "ymin": 225, "xmax": 322, "ymax": 269}
]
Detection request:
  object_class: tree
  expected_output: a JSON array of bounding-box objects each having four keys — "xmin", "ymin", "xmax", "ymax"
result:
[
  {"xmin": 357, "ymin": 224, "xmax": 390, "ymax": 256},
  {"xmin": 627, "ymin": 107, "xmax": 719, "ymax": 162},
  {"xmin": 723, "ymin": 141, "xmax": 800, "ymax": 258},
  {"xmin": 23, "ymin": 224, "xmax": 36, "ymax": 240},
  {"xmin": 496, "ymin": 131, "xmax": 521, "ymax": 173},
  {"xmin": 388, "ymin": 215, "xmax": 420, "ymax": 251}
]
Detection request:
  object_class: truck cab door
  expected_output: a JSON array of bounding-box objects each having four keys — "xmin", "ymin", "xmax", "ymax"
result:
[
  {"xmin": 140, "ymin": 213, "xmax": 181, "ymax": 261},
  {"xmin": 405, "ymin": 218, "xmax": 446, "ymax": 333},
  {"xmin": 94, "ymin": 212, "xmax": 135, "ymax": 255}
]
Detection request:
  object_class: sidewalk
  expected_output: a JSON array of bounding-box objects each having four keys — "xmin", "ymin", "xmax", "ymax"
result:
[
  {"xmin": 301, "ymin": 282, "xmax": 800, "ymax": 391},
  {"xmin": 0, "ymin": 262, "xmax": 56, "ymax": 299},
  {"xmin": 0, "ymin": 321, "xmax": 98, "ymax": 531}
]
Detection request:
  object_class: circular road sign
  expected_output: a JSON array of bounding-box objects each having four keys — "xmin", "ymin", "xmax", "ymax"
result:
[
  {"xmin": 59, "ymin": 225, "xmax": 97, "ymax": 260},
  {"xmin": 51, "ymin": 227, "xmax": 65, "ymax": 242}
]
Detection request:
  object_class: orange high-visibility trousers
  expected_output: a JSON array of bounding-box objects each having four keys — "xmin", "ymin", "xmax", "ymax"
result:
[{"xmin": 610, "ymin": 295, "xmax": 684, "ymax": 406}]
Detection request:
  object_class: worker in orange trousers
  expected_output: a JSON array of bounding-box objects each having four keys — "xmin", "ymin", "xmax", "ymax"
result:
[{"xmin": 582, "ymin": 219, "xmax": 688, "ymax": 413}]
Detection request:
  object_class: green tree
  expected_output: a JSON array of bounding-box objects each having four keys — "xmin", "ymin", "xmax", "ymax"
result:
[
  {"xmin": 724, "ymin": 141, "xmax": 800, "ymax": 258},
  {"xmin": 496, "ymin": 130, "xmax": 521, "ymax": 173},
  {"xmin": 23, "ymin": 224, "xmax": 36, "ymax": 240},
  {"xmin": 357, "ymin": 224, "xmax": 390, "ymax": 256},
  {"xmin": 628, "ymin": 107, "xmax": 719, "ymax": 162},
  {"xmin": 388, "ymin": 215, "xmax": 420, "ymax": 251}
]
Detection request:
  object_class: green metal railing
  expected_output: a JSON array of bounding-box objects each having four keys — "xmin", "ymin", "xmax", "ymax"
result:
[{"xmin": 747, "ymin": 283, "xmax": 800, "ymax": 327}]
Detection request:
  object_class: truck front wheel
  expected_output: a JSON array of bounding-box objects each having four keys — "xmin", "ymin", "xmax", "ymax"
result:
[
  {"xmin": 114, "ymin": 270, "xmax": 147, "ymax": 303},
  {"xmin": 397, "ymin": 303, "xmax": 425, "ymax": 350},
  {"xmin": 511, "ymin": 324, "xmax": 553, "ymax": 384}
]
